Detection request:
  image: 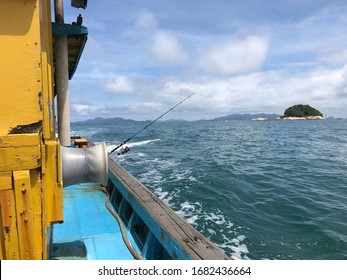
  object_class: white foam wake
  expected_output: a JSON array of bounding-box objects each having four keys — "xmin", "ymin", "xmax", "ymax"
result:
[{"xmin": 106, "ymin": 138, "xmax": 160, "ymax": 153}]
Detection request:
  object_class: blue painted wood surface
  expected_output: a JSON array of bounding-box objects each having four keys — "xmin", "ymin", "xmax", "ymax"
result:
[{"xmin": 50, "ymin": 184, "xmax": 136, "ymax": 260}]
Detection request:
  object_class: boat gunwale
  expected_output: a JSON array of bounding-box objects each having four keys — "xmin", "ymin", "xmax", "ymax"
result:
[{"xmin": 107, "ymin": 157, "xmax": 230, "ymax": 260}]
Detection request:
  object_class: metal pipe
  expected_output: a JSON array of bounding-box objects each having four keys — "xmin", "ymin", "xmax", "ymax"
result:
[{"xmin": 54, "ymin": 0, "xmax": 70, "ymax": 146}]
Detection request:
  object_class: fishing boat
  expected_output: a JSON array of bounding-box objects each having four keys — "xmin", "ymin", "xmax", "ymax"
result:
[{"xmin": 0, "ymin": 0, "xmax": 229, "ymax": 260}]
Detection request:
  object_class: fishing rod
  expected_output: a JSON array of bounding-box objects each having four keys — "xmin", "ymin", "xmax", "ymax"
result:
[{"xmin": 109, "ymin": 92, "xmax": 195, "ymax": 155}]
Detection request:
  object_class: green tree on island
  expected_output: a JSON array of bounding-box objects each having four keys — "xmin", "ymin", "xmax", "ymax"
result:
[{"xmin": 283, "ymin": 104, "xmax": 323, "ymax": 117}]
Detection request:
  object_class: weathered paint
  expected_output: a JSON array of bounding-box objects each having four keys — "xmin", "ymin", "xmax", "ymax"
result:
[
  {"xmin": 108, "ymin": 171, "xmax": 191, "ymax": 260},
  {"xmin": 44, "ymin": 141, "xmax": 63, "ymax": 225},
  {"xmin": 0, "ymin": 0, "xmax": 42, "ymax": 135},
  {"xmin": 50, "ymin": 184, "xmax": 136, "ymax": 260},
  {"xmin": 0, "ymin": 0, "xmax": 62, "ymax": 259},
  {"xmin": 13, "ymin": 170, "xmax": 37, "ymax": 259},
  {"xmin": 0, "ymin": 172, "xmax": 12, "ymax": 191},
  {"xmin": 107, "ymin": 159, "xmax": 230, "ymax": 260},
  {"xmin": 0, "ymin": 134, "xmax": 41, "ymax": 171},
  {"xmin": 0, "ymin": 189, "xmax": 20, "ymax": 259},
  {"xmin": 52, "ymin": 22, "xmax": 88, "ymax": 36}
]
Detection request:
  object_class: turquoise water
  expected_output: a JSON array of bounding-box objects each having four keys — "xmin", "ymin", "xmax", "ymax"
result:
[{"xmin": 72, "ymin": 119, "xmax": 347, "ymax": 260}]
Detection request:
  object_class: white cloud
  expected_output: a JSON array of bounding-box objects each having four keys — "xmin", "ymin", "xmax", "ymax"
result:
[
  {"xmin": 103, "ymin": 76, "xmax": 135, "ymax": 94},
  {"xmin": 72, "ymin": 103, "xmax": 97, "ymax": 116},
  {"xmin": 150, "ymin": 31, "xmax": 188, "ymax": 66},
  {"xmin": 83, "ymin": 67, "xmax": 113, "ymax": 80},
  {"xmin": 127, "ymin": 10, "xmax": 188, "ymax": 68},
  {"xmin": 126, "ymin": 9, "xmax": 158, "ymax": 38},
  {"xmin": 334, "ymin": 65, "xmax": 347, "ymax": 98},
  {"xmin": 199, "ymin": 35, "xmax": 269, "ymax": 75},
  {"xmin": 70, "ymin": 62, "xmax": 347, "ymax": 121},
  {"xmin": 319, "ymin": 48, "xmax": 347, "ymax": 64},
  {"xmin": 153, "ymin": 64, "xmax": 347, "ymax": 118},
  {"xmin": 135, "ymin": 10, "xmax": 158, "ymax": 32}
]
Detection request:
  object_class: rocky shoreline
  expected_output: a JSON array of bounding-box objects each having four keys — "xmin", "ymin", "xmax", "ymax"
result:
[
  {"xmin": 280, "ymin": 116, "xmax": 324, "ymax": 120},
  {"xmin": 252, "ymin": 116, "xmax": 324, "ymax": 121}
]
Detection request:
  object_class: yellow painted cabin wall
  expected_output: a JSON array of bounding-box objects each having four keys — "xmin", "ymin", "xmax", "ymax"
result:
[{"xmin": 0, "ymin": 0, "xmax": 63, "ymax": 259}]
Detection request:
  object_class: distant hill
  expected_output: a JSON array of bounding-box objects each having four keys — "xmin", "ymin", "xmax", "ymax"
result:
[
  {"xmin": 209, "ymin": 113, "xmax": 280, "ymax": 121},
  {"xmin": 73, "ymin": 117, "xmax": 149, "ymax": 125},
  {"xmin": 73, "ymin": 116, "xmax": 190, "ymax": 125},
  {"xmin": 74, "ymin": 114, "xmax": 283, "ymax": 124},
  {"xmin": 283, "ymin": 104, "xmax": 323, "ymax": 117}
]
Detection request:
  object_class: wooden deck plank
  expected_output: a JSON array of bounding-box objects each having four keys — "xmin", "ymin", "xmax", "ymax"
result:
[{"xmin": 108, "ymin": 159, "xmax": 230, "ymax": 260}]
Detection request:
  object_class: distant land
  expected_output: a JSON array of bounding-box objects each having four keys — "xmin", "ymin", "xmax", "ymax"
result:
[
  {"xmin": 73, "ymin": 113, "xmax": 282, "ymax": 125},
  {"xmin": 282, "ymin": 104, "xmax": 323, "ymax": 118},
  {"xmin": 73, "ymin": 117, "xmax": 149, "ymax": 125},
  {"xmin": 207, "ymin": 113, "xmax": 280, "ymax": 121}
]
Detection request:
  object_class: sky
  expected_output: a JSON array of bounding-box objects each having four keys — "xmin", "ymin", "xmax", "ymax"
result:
[{"xmin": 61, "ymin": 0, "xmax": 347, "ymax": 121}]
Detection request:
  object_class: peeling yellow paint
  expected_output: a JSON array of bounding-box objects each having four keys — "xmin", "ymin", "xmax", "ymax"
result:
[{"xmin": 0, "ymin": 0, "xmax": 63, "ymax": 259}]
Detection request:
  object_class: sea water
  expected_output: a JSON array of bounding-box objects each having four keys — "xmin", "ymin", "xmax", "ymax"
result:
[{"xmin": 72, "ymin": 119, "xmax": 347, "ymax": 260}]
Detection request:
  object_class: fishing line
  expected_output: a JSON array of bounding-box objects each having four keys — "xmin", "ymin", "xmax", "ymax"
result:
[{"xmin": 109, "ymin": 92, "xmax": 195, "ymax": 155}]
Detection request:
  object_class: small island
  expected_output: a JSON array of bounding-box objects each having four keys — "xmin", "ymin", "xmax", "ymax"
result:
[{"xmin": 280, "ymin": 104, "xmax": 324, "ymax": 120}]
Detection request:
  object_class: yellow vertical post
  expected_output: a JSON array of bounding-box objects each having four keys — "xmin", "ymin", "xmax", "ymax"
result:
[
  {"xmin": 0, "ymin": 0, "xmax": 63, "ymax": 259},
  {"xmin": 0, "ymin": 172, "xmax": 19, "ymax": 259},
  {"xmin": 13, "ymin": 170, "xmax": 36, "ymax": 259},
  {"xmin": 45, "ymin": 141, "xmax": 63, "ymax": 224},
  {"xmin": 0, "ymin": 206, "xmax": 6, "ymax": 259}
]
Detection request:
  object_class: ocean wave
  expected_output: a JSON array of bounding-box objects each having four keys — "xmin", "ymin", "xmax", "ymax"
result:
[
  {"xmin": 106, "ymin": 138, "xmax": 160, "ymax": 153},
  {"xmin": 218, "ymin": 234, "xmax": 249, "ymax": 260},
  {"xmin": 174, "ymin": 200, "xmax": 247, "ymax": 259}
]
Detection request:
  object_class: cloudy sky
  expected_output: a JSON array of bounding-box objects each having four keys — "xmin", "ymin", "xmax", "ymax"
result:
[{"xmin": 63, "ymin": 0, "xmax": 347, "ymax": 121}]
